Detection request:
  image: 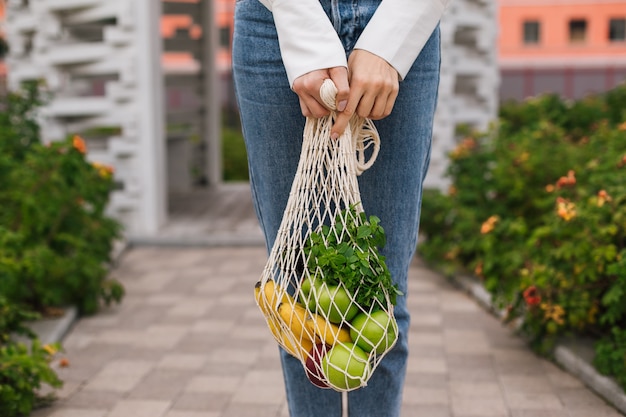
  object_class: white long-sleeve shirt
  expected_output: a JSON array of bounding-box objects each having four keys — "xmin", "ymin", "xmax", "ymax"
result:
[{"xmin": 257, "ymin": 0, "xmax": 449, "ymax": 87}]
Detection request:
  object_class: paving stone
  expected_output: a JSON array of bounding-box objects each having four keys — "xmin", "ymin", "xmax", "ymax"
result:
[
  {"xmin": 558, "ymin": 387, "xmax": 615, "ymax": 408},
  {"xmin": 219, "ymin": 403, "xmax": 283, "ymax": 417},
  {"xmin": 411, "ymin": 312, "xmax": 443, "ymax": 327},
  {"xmin": 107, "ymin": 399, "xmax": 171, "ymax": 417},
  {"xmin": 499, "ymin": 375, "xmax": 554, "ymax": 394},
  {"xmin": 505, "ymin": 391, "xmax": 564, "ymax": 410},
  {"xmin": 157, "ymin": 354, "xmax": 208, "ymax": 370},
  {"xmin": 46, "ymin": 410, "xmax": 108, "ymax": 417},
  {"xmin": 444, "ymin": 329, "xmax": 491, "ymax": 354},
  {"xmin": 64, "ymin": 390, "xmax": 126, "ymax": 409},
  {"xmin": 568, "ymin": 407, "xmax": 624, "ymax": 417},
  {"xmin": 83, "ymin": 360, "xmax": 153, "ymax": 393},
  {"xmin": 184, "ymin": 375, "xmax": 241, "ymax": 393},
  {"xmin": 402, "ymin": 386, "xmax": 449, "ymax": 405},
  {"xmin": 165, "ymin": 411, "xmax": 220, "ymax": 417},
  {"xmin": 401, "ymin": 404, "xmax": 451, "ymax": 417},
  {"xmin": 404, "ymin": 372, "xmax": 448, "ymax": 388},
  {"xmin": 128, "ymin": 369, "xmax": 191, "ymax": 400},
  {"xmin": 510, "ymin": 411, "xmax": 569, "ymax": 417},
  {"xmin": 451, "ymin": 395, "xmax": 509, "ymax": 416},
  {"xmin": 408, "ymin": 331, "xmax": 444, "ymax": 347},
  {"xmin": 450, "ymin": 381, "xmax": 502, "ymax": 398},
  {"xmin": 406, "ymin": 355, "xmax": 448, "ymax": 373},
  {"xmin": 173, "ymin": 392, "xmax": 231, "ymax": 412}
]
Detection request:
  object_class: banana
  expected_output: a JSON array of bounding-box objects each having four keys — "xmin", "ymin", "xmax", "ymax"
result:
[
  {"xmin": 256, "ymin": 280, "xmax": 316, "ymax": 361},
  {"xmin": 277, "ymin": 300, "xmax": 318, "ymax": 345},
  {"xmin": 254, "ymin": 280, "xmax": 270, "ymax": 316},
  {"xmin": 306, "ymin": 312, "xmax": 352, "ymax": 346},
  {"xmin": 281, "ymin": 331, "xmax": 314, "ymax": 361},
  {"xmin": 254, "ymin": 279, "xmax": 289, "ymax": 317}
]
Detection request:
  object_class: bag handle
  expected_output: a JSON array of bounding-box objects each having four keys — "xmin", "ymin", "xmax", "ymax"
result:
[{"xmin": 319, "ymin": 79, "xmax": 381, "ymax": 175}]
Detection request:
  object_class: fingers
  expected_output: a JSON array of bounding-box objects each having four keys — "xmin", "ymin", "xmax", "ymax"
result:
[
  {"xmin": 293, "ymin": 68, "xmax": 348, "ymax": 118},
  {"xmin": 291, "ymin": 52, "xmax": 398, "ymax": 141},
  {"xmin": 328, "ymin": 67, "xmax": 349, "ymax": 112},
  {"xmin": 330, "ymin": 50, "xmax": 399, "ymax": 139}
]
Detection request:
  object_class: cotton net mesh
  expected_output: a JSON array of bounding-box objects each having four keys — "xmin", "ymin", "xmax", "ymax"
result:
[{"xmin": 254, "ymin": 80, "xmax": 399, "ymax": 392}]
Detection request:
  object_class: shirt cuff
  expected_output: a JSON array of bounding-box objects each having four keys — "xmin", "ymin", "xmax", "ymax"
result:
[
  {"xmin": 263, "ymin": 0, "xmax": 348, "ymax": 87},
  {"xmin": 354, "ymin": 0, "xmax": 448, "ymax": 80}
]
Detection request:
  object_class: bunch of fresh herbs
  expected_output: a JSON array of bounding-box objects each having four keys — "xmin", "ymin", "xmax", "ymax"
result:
[{"xmin": 304, "ymin": 206, "xmax": 402, "ymax": 309}]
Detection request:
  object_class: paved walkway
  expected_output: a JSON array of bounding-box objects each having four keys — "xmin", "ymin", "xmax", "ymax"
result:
[{"xmin": 33, "ymin": 246, "xmax": 623, "ymax": 417}]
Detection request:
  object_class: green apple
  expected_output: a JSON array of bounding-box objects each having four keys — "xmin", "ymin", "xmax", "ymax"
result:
[
  {"xmin": 312, "ymin": 283, "xmax": 358, "ymax": 324},
  {"xmin": 299, "ymin": 275, "xmax": 322, "ymax": 310},
  {"xmin": 321, "ymin": 342, "xmax": 370, "ymax": 390},
  {"xmin": 350, "ymin": 310, "xmax": 397, "ymax": 354}
]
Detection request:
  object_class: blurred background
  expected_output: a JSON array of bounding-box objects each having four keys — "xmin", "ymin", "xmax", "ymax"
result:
[{"xmin": 0, "ymin": 0, "xmax": 625, "ymax": 241}]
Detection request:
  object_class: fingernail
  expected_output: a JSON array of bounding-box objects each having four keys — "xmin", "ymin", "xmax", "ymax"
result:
[
  {"xmin": 337, "ymin": 100, "xmax": 347, "ymax": 112},
  {"xmin": 331, "ymin": 132, "xmax": 339, "ymax": 140}
]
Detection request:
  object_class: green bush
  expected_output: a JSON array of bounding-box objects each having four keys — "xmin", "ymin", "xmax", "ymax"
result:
[
  {"xmin": 0, "ymin": 83, "xmax": 124, "ymax": 414},
  {"xmin": 0, "ymin": 83, "xmax": 124, "ymax": 315},
  {"xmin": 419, "ymin": 83, "xmax": 626, "ymax": 390},
  {"xmin": 222, "ymin": 126, "xmax": 249, "ymax": 182}
]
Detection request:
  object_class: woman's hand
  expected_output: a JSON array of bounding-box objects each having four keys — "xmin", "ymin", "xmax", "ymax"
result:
[
  {"xmin": 291, "ymin": 50, "xmax": 399, "ymax": 140},
  {"xmin": 331, "ymin": 50, "xmax": 399, "ymax": 139},
  {"xmin": 292, "ymin": 66, "xmax": 350, "ymax": 118}
]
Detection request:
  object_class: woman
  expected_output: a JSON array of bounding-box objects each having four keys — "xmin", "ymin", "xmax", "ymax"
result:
[{"xmin": 232, "ymin": 1, "xmax": 449, "ymax": 416}]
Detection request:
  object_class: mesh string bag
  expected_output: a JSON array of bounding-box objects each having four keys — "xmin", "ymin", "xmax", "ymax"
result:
[{"xmin": 254, "ymin": 79, "xmax": 400, "ymax": 392}]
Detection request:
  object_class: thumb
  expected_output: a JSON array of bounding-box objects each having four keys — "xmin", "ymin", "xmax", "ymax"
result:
[{"xmin": 328, "ymin": 67, "xmax": 349, "ymax": 112}]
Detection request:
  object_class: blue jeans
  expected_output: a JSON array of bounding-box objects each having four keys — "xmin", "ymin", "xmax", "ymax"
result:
[{"xmin": 233, "ymin": 1, "xmax": 441, "ymax": 416}]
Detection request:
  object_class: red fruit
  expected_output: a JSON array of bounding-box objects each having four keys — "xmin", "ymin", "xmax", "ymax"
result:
[{"xmin": 305, "ymin": 343, "xmax": 330, "ymax": 388}]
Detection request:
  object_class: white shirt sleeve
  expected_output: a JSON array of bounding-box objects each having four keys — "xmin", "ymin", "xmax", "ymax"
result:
[
  {"xmin": 257, "ymin": 0, "xmax": 449, "ymax": 86},
  {"xmin": 257, "ymin": 0, "xmax": 347, "ymax": 87},
  {"xmin": 354, "ymin": 0, "xmax": 449, "ymax": 80}
]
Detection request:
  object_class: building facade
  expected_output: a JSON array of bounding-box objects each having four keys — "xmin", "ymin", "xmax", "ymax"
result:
[{"xmin": 499, "ymin": 0, "xmax": 626, "ymax": 101}]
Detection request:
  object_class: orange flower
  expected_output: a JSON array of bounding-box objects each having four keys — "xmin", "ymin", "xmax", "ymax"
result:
[
  {"xmin": 556, "ymin": 197, "xmax": 576, "ymax": 221},
  {"xmin": 618, "ymin": 121, "xmax": 626, "ymax": 131},
  {"xmin": 556, "ymin": 170, "xmax": 576, "ymax": 189},
  {"xmin": 449, "ymin": 137, "xmax": 477, "ymax": 159},
  {"xmin": 480, "ymin": 215, "xmax": 499, "ymax": 234},
  {"xmin": 523, "ymin": 286, "xmax": 541, "ymax": 307},
  {"xmin": 474, "ymin": 261, "xmax": 483, "ymax": 278},
  {"xmin": 597, "ymin": 190, "xmax": 612, "ymax": 207},
  {"xmin": 72, "ymin": 135, "xmax": 87, "ymax": 154},
  {"xmin": 545, "ymin": 184, "xmax": 555, "ymax": 193}
]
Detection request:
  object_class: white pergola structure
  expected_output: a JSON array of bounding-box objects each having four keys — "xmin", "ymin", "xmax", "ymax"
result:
[
  {"xmin": 4, "ymin": 0, "xmax": 498, "ymax": 237},
  {"xmin": 4, "ymin": 0, "xmax": 219, "ymax": 238}
]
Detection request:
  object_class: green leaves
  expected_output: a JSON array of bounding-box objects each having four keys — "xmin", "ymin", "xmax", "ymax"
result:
[
  {"xmin": 0, "ymin": 339, "xmax": 62, "ymax": 417},
  {"xmin": 0, "ymin": 298, "xmax": 62, "ymax": 417},
  {"xmin": 304, "ymin": 206, "xmax": 400, "ymax": 310}
]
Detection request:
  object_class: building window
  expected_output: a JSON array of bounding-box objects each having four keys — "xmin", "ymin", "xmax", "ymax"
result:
[
  {"xmin": 569, "ymin": 19, "xmax": 587, "ymax": 43},
  {"xmin": 609, "ymin": 18, "xmax": 626, "ymax": 41},
  {"xmin": 219, "ymin": 26, "xmax": 231, "ymax": 48},
  {"xmin": 523, "ymin": 20, "xmax": 541, "ymax": 44}
]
